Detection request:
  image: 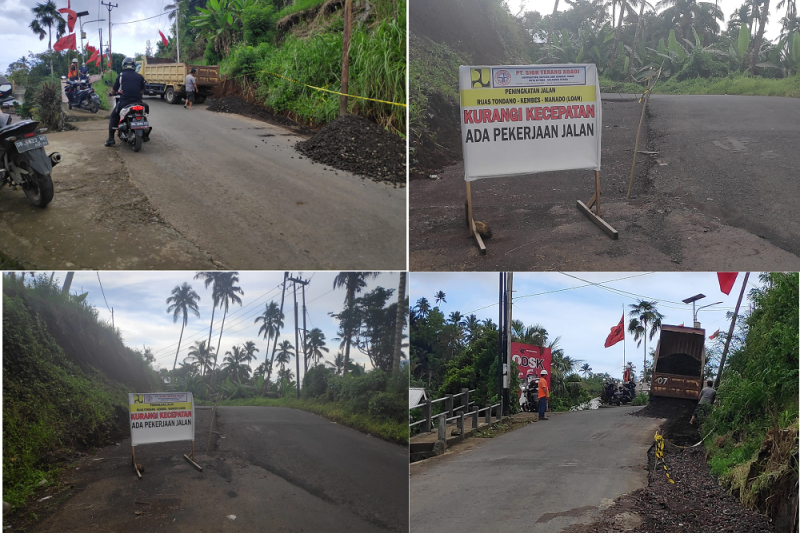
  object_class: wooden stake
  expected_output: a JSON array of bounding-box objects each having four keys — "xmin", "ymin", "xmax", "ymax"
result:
[
  {"xmin": 466, "ymin": 181, "xmax": 474, "ymax": 237},
  {"xmin": 594, "ymin": 170, "xmax": 601, "ymax": 217},
  {"xmin": 132, "ymin": 447, "xmax": 141, "ymax": 479},
  {"xmin": 339, "ymin": 0, "xmax": 353, "ymax": 116}
]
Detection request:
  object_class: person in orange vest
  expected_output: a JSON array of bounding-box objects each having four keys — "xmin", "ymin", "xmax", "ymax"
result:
[
  {"xmin": 68, "ymin": 59, "xmax": 79, "ymax": 81},
  {"xmin": 538, "ymin": 369, "xmax": 550, "ymax": 421}
]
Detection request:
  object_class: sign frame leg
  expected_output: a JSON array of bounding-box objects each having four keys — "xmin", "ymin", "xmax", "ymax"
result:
[
  {"xmin": 131, "ymin": 446, "xmax": 142, "ymax": 479},
  {"xmin": 465, "ymin": 180, "xmax": 487, "ymax": 254},
  {"xmin": 577, "ymin": 170, "xmax": 619, "ymax": 239},
  {"xmin": 183, "ymin": 441, "xmax": 203, "ymax": 471}
]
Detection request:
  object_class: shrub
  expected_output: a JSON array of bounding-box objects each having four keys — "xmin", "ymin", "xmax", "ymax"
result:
[
  {"xmin": 368, "ymin": 391, "xmax": 405, "ymax": 422},
  {"xmin": 243, "ymin": 3, "xmax": 277, "ymax": 46},
  {"xmin": 302, "ymin": 365, "xmax": 332, "ymax": 399}
]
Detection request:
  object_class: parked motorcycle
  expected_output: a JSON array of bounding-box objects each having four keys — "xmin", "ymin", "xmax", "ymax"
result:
[
  {"xmin": 519, "ymin": 377, "xmax": 540, "ymax": 412},
  {"xmin": 0, "ymin": 113, "xmax": 60, "ymax": 207},
  {"xmin": 63, "ymin": 77, "xmax": 100, "ymax": 113},
  {"xmin": 111, "ymin": 95, "xmax": 152, "ymax": 152},
  {"xmin": 0, "ymin": 77, "xmax": 13, "ymax": 107}
]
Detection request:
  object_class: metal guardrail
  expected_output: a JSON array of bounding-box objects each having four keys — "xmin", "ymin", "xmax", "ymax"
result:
[{"xmin": 410, "ymin": 387, "xmax": 502, "ymax": 437}]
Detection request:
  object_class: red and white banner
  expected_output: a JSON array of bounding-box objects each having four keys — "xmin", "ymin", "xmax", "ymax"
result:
[{"xmin": 511, "ymin": 342, "xmax": 552, "ymax": 392}]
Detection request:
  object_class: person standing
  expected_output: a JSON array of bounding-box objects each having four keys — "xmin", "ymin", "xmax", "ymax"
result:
[
  {"xmin": 689, "ymin": 380, "xmax": 717, "ymax": 425},
  {"xmin": 184, "ymin": 68, "xmax": 197, "ymax": 109},
  {"xmin": 68, "ymin": 59, "xmax": 79, "ymax": 80},
  {"xmin": 538, "ymin": 369, "xmax": 550, "ymax": 421},
  {"xmin": 79, "ymin": 63, "xmax": 89, "ymax": 79}
]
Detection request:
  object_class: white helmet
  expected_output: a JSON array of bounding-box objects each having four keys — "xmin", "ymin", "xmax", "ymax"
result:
[{"xmin": 540, "ymin": 370, "xmax": 548, "ymax": 376}]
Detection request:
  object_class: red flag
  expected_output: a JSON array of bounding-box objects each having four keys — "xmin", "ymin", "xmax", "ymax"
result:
[
  {"xmin": 108, "ymin": 58, "xmax": 113, "ymax": 68},
  {"xmin": 86, "ymin": 44, "xmax": 97, "ymax": 54},
  {"xmin": 717, "ymin": 272, "xmax": 738, "ymax": 295},
  {"xmin": 58, "ymin": 8, "xmax": 78, "ymax": 32},
  {"xmin": 709, "ymin": 329, "xmax": 720, "ymax": 340},
  {"xmin": 604, "ymin": 314, "xmax": 625, "ymax": 348},
  {"xmin": 158, "ymin": 30, "xmax": 169, "ymax": 47},
  {"xmin": 53, "ymin": 33, "xmax": 77, "ymax": 51},
  {"xmin": 94, "ymin": 52, "xmax": 102, "ymax": 67},
  {"xmin": 88, "ymin": 50, "xmax": 99, "ymax": 64},
  {"xmin": 678, "ymin": 323, "xmax": 684, "ymax": 327}
]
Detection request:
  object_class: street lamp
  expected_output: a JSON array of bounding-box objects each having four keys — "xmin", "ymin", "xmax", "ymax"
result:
[
  {"xmin": 79, "ymin": 17, "xmax": 105, "ymax": 63},
  {"xmin": 682, "ymin": 293, "xmax": 705, "ymax": 328},
  {"xmin": 695, "ymin": 301, "xmax": 723, "ymax": 328}
]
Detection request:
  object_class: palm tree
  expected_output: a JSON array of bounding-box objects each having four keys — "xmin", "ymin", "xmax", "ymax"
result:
[
  {"xmin": 580, "ymin": 363, "xmax": 593, "ymax": 378},
  {"xmin": 275, "ymin": 340, "xmax": 294, "ymax": 375},
  {"xmin": 434, "ymin": 290, "xmax": 447, "ymax": 305},
  {"xmin": 254, "ymin": 300, "xmax": 284, "ymax": 386},
  {"xmin": 332, "ymin": 272, "xmax": 379, "ymax": 375},
  {"xmin": 195, "ymin": 272, "xmax": 244, "ymax": 385},
  {"xmin": 463, "ymin": 314, "xmax": 482, "ymax": 343},
  {"xmin": 627, "ymin": 300, "xmax": 664, "ymax": 382},
  {"xmin": 243, "ymin": 340, "xmax": 259, "ymax": 369},
  {"xmin": 29, "ymin": 1, "xmax": 67, "ymax": 76},
  {"xmin": 305, "ymin": 328, "xmax": 329, "ymax": 366},
  {"xmin": 185, "ymin": 340, "xmax": 215, "ymax": 378},
  {"xmin": 749, "ymin": 0, "xmax": 772, "ymax": 72},
  {"xmin": 166, "ymin": 282, "xmax": 201, "ymax": 371},
  {"xmin": 392, "ymin": 271, "xmax": 406, "ymax": 374},
  {"xmin": 415, "ymin": 297, "xmax": 431, "ymax": 319},
  {"xmin": 610, "ymin": 0, "xmax": 639, "ymax": 71},
  {"xmin": 223, "ymin": 345, "xmax": 253, "ymax": 383},
  {"xmin": 326, "ymin": 352, "xmax": 345, "ymax": 375},
  {"xmin": 627, "ymin": 0, "xmax": 656, "ymax": 77}
]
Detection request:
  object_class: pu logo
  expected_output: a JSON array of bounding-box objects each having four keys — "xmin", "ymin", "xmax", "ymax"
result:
[
  {"xmin": 471, "ymin": 68, "xmax": 491, "ymax": 88},
  {"xmin": 133, "ymin": 394, "xmax": 144, "ymax": 404}
]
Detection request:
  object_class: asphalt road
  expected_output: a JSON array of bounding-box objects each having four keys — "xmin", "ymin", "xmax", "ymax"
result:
[
  {"xmin": 116, "ymin": 98, "xmax": 406, "ymax": 269},
  {"xmin": 16, "ymin": 406, "xmax": 408, "ymax": 533},
  {"xmin": 646, "ymin": 94, "xmax": 800, "ymax": 256},
  {"xmin": 215, "ymin": 406, "xmax": 409, "ymax": 532},
  {"xmin": 410, "ymin": 406, "xmax": 661, "ymax": 533}
]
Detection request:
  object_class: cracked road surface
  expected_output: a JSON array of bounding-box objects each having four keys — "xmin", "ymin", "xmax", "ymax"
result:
[{"xmin": 410, "ymin": 406, "xmax": 661, "ymax": 533}]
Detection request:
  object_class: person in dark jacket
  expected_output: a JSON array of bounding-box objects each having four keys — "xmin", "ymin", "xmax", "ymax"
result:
[{"xmin": 105, "ymin": 57, "xmax": 146, "ymax": 147}]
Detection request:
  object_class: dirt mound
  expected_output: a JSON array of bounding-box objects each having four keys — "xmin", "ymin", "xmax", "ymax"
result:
[
  {"xmin": 563, "ymin": 448, "xmax": 775, "ymax": 533},
  {"xmin": 633, "ymin": 397, "xmax": 699, "ymax": 444},
  {"xmin": 296, "ymin": 114, "xmax": 406, "ymax": 184},
  {"xmin": 207, "ymin": 95, "xmax": 311, "ymax": 134}
]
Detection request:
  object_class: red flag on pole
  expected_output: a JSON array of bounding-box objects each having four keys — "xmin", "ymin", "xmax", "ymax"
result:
[
  {"xmin": 94, "ymin": 52, "xmax": 102, "ymax": 67},
  {"xmin": 604, "ymin": 314, "xmax": 625, "ymax": 348},
  {"xmin": 717, "ymin": 273, "xmax": 738, "ymax": 295},
  {"xmin": 709, "ymin": 329, "xmax": 720, "ymax": 340},
  {"xmin": 86, "ymin": 44, "xmax": 97, "ymax": 54},
  {"xmin": 158, "ymin": 30, "xmax": 169, "ymax": 47},
  {"xmin": 53, "ymin": 33, "xmax": 77, "ymax": 51},
  {"xmin": 58, "ymin": 8, "xmax": 78, "ymax": 32},
  {"xmin": 88, "ymin": 50, "xmax": 99, "ymax": 64}
]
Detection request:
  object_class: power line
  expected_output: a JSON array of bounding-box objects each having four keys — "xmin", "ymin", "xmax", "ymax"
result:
[
  {"xmin": 96, "ymin": 272, "xmax": 111, "ymax": 313},
  {"xmin": 114, "ymin": 9, "xmax": 176, "ymax": 25}
]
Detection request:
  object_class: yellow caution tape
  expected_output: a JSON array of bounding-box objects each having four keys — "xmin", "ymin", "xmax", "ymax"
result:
[
  {"xmin": 654, "ymin": 431, "xmax": 675, "ymax": 484},
  {"xmin": 233, "ymin": 69, "xmax": 406, "ymax": 108}
]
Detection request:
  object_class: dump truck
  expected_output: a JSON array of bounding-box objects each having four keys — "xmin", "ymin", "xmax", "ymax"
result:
[
  {"xmin": 135, "ymin": 57, "xmax": 219, "ymax": 105},
  {"xmin": 650, "ymin": 324, "xmax": 706, "ymax": 400}
]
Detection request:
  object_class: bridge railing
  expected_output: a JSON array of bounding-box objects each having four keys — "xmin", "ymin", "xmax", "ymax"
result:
[{"xmin": 410, "ymin": 388, "xmax": 502, "ymax": 436}]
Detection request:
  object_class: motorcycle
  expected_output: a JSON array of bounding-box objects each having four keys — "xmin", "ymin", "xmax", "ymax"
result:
[
  {"xmin": 519, "ymin": 377, "xmax": 540, "ymax": 413},
  {"xmin": 62, "ymin": 77, "xmax": 100, "ymax": 113},
  {"xmin": 0, "ymin": 112, "xmax": 60, "ymax": 207},
  {"xmin": 111, "ymin": 95, "xmax": 152, "ymax": 152}
]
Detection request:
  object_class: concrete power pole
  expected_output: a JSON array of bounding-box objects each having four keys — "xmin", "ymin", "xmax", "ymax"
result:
[
  {"xmin": 503, "ymin": 272, "xmax": 513, "ymax": 415},
  {"xmin": 101, "ymin": 2, "xmax": 118, "ymax": 67},
  {"xmin": 288, "ymin": 276, "xmax": 310, "ymax": 398},
  {"xmin": 301, "ymin": 282, "xmax": 308, "ymax": 374},
  {"xmin": 497, "ymin": 273, "xmax": 505, "ymax": 415},
  {"xmin": 714, "ymin": 272, "xmax": 750, "ymax": 389},
  {"xmin": 264, "ymin": 273, "xmax": 289, "ymax": 394}
]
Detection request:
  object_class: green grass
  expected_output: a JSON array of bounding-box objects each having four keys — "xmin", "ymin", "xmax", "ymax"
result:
[
  {"xmin": 275, "ymin": 0, "xmax": 327, "ymax": 19},
  {"xmin": 205, "ymin": 396, "xmax": 407, "ymax": 445},
  {"xmin": 631, "ymin": 393, "xmax": 649, "ymax": 406},
  {"xmin": 408, "ymin": 34, "xmax": 464, "ymax": 139},
  {"xmin": 600, "ymin": 73, "xmax": 800, "ymax": 98},
  {"xmin": 92, "ymin": 77, "xmax": 112, "ymax": 111}
]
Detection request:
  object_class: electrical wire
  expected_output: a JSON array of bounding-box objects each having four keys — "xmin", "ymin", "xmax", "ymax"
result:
[
  {"xmin": 114, "ymin": 9, "xmax": 176, "ymax": 25},
  {"xmin": 96, "ymin": 272, "xmax": 112, "ymax": 314}
]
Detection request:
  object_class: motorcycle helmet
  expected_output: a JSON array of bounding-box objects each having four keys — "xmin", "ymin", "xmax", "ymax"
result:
[
  {"xmin": 72, "ymin": 58, "xmax": 78, "ymax": 63},
  {"xmin": 540, "ymin": 370, "xmax": 548, "ymax": 376},
  {"xmin": 122, "ymin": 57, "xmax": 136, "ymax": 70}
]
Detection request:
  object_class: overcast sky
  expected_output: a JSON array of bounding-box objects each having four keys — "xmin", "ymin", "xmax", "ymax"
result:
[
  {"xmin": 2, "ymin": 0, "xmax": 180, "ymax": 73},
  {"xmin": 505, "ymin": 0, "xmax": 785, "ymax": 41},
  {"xmin": 410, "ymin": 271, "xmax": 763, "ymax": 379},
  {"xmin": 34, "ymin": 271, "xmax": 404, "ymax": 377}
]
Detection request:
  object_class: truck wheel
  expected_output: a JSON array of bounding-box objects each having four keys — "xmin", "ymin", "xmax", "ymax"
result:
[
  {"xmin": 160, "ymin": 93, "xmax": 165, "ymax": 100},
  {"xmin": 165, "ymin": 87, "xmax": 179, "ymax": 105},
  {"xmin": 195, "ymin": 94, "xmax": 206, "ymax": 104}
]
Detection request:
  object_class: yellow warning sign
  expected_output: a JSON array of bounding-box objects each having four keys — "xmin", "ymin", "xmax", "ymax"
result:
[{"xmin": 460, "ymin": 86, "xmax": 597, "ymax": 107}]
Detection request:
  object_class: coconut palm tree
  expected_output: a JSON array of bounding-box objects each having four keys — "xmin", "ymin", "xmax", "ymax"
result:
[
  {"xmin": 580, "ymin": 363, "xmax": 593, "ymax": 377},
  {"xmin": 749, "ymin": 0, "xmax": 772, "ymax": 72},
  {"xmin": 223, "ymin": 344, "xmax": 253, "ymax": 383},
  {"xmin": 185, "ymin": 340, "xmax": 215, "ymax": 378},
  {"xmin": 254, "ymin": 300, "xmax": 284, "ymax": 386},
  {"xmin": 434, "ymin": 290, "xmax": 447, "ymax": 305},
  {"xmin": 392, "ymin": 271, "xmax": 406, "ymax": 374},
  {"xmin": 415, "ymin": 297, "xmax": 431, "ymax": 319},
  {"xmin": 463, "ymin": 314, "xmax": 482, "ymax": 343},
  {"xmin": 326, "ymin": 352, "xmax": 345, "ymax": 375},
  {"xmin": 332, "ymin": 272, "xmax": 379, "ymax": 375},
  {"xmin": 610, "ymin": 0, "xmax": 639, "ymax": 71},
  {"xmin": 195, "ymin": 272, "xmax": 244, "ymax": 385},
  {"xmin": 275, "ymin": 340, "xmax": 294, "ymax": 375},
  {"xmin": 166, "ymin": 282, "xmax": 201, "ymax": 371},
  {"xmin": 29, "ymin": 1, "xmax": 67, "ymax": 76},
  {"xmin": 305, "ymin": 328, "xmax": 329, "ymax": 366},
  {"xmin": 627, "ymin": 300, "xmax": 664, "ymax": 382}
]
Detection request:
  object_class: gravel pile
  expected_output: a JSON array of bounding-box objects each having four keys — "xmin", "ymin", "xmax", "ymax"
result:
[
  {"xmin": 207, "ymin": 96, "xmax": 310, "ymax": 134},
  {"xmin": 296, "ymin": 114, "xmax": 406, "ymax": 184}
]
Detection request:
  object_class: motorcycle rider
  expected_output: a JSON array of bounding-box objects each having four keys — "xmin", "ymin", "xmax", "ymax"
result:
[
  {"xmin": 105, "ymin": 57, "xmax": 146, "ymax": 147},
  {"xmin": 68, "ymin": 58, "xmax": 79, "ymax": 81}
]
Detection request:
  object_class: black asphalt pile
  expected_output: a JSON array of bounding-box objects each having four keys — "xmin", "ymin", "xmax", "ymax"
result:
[
  {"xmin": 296, "ymin": 114, "xmax": 406, "ymax": 184},
  {"xmin": 633, "ymin": 397, "xmax": 699, "ymax": 445},
  {"xmin": 564, "ymin": 448, "xmax": 775, "ymax": 533},
  {"xmin": 655, "ymin": 353, "xmax": 702, "ymax": 375},
  {"xmin": 206, "ymin": 96, "xmax": 310, "ymax": 134}
]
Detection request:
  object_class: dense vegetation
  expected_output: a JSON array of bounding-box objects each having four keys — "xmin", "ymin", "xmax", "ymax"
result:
[
  {"xmin": 2, "ymin": 274, "xmax": 160, "ymax": 510},
  {"xmin": 155, "ymin": 0, "xmax": 406, "ymax": 134},
  {"xmin": 701, "ymin": 272, "xmax": 798, "ymax": 522}
]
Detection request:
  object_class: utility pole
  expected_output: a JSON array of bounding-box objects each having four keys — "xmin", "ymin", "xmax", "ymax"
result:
[
  {"xmin": 99, "ymin": 28, "xmax": 103, "ymax": 73},
  {"xmin": 301, "ymin": 282, "xmax": 308, "ymax": 374},
  {"xmin": 62, "ymin": 272, "xmax": 75, "ymax": 294},
  {"xmin": 265, "ymin": 273, "xmax": 289, "ymax": 394},
  {"xmin": 497, "ymin": 273, "xmax": 505, "ymax": 415},
  {"xmin": 715, "ymin": 272, "xmax": 750, "ymax": 389},
  {"xmin": 75, "ymin": 11, "xmax": 90, "ymax": 62},
  {"xmin": 101, "ymin": 2, "xmax": 118, "ymax": 68},
  {"xmin": 287, "ymin": 275, "xmax": 310, "ymax": 398},
  {"xmin": 339, "ymin": 0, "xmax": 352, "ymax": 115},
  {"xmin": 176, "ymin": 5, "xmax": 181, "ymax": 63},
  {"xmin": 503, "ymin": 273, "xmax": 513, "ymax": 416}
]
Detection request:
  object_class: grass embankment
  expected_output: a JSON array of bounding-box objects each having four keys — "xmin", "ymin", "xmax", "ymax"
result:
[
  {"xmin": 91, "ymin": 71, "xmax": 115, "ymax": 111},
  {"xmin": 408, "ymin": 34, "xmax": 463, "ymax": 140},
  {"xmin": 600, "ymin": 73, "xmax": 800, "ymax": 98},
  {"xmin": 2, "ymin": 274, "xmax": 160, "ymax": 511},
  {"xmin": 222, "ymin": 0, "xmax": 405, "ymax": 134},
  {"xmin": 701, "ymin": 273, "xmax": 798, "ymax": 525},
  {"xmin": 207, "ymin": 396, "xmax": 407, "ymax": 445}
]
